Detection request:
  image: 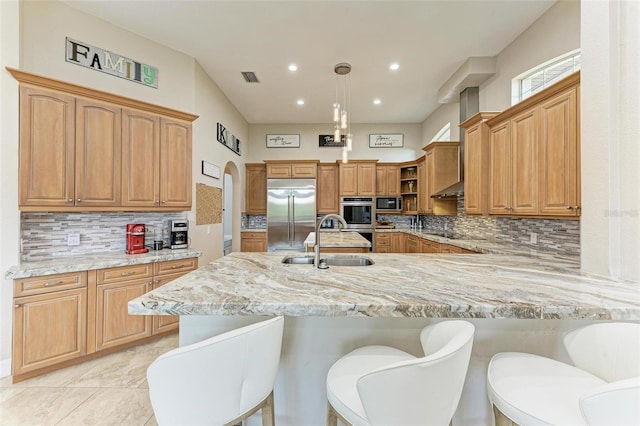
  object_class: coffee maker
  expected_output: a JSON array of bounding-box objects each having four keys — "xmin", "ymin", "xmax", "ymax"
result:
[
  {"xmin": 169, "ymin": 220, "xmax": 189, "ymax": 249},
  {"xmin": 126, "ymin": 224, "xmax": 148, "ymax": 254}
]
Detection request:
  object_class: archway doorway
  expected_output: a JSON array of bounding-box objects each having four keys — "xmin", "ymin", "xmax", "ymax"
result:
[{"xmin": 223, "ymin": 162, "xmax": 241, "ymax": 255}]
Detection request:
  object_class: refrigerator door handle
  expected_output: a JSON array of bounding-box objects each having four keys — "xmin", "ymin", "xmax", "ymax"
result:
[
  {"xmin": 291, "ymin": 194, "xmax": 296, "ymax": 240},
  {"xmin": 287, "ymin": 194, "xmax": 292, "ymax": 241}
]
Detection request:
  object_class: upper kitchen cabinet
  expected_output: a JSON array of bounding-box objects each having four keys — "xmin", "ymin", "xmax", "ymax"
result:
[
  {"xmin": 265, "ymin": 160, "xmax": 318, "ymax": 178},
  {"xmin": 459, "ymin": 112, "xmax": 499, "ymax": 215},
  {"xmin": 420, "ymin": 142, "xmax": 459, "ymax": 215},
  {"xmin": 376, "ymin": 164, "xmax": 400, "ymax": 196},
  {"xmin": 75, "ymin": 99, "xmax": 122, "ymax": 208},
  {"xmin": 245, "ymin": 163, "xmax": 267, "ymax": 214},
  {"xmin": 486, "ymin": 71, "xmax": 580, "ymax": 218},
  {"xmin": 10, "ymin": 68, "xmax": 198, "ymax": 212},
  {"xmin": 402, "ymin": 161, "xmax": 420, "ymax": 213},
  {"xmin": 18, "ymin": 86, "xmax": 76, "ymax": 208},
  {"xmin": 317, "ymin": 163, "xmax": 340, "ymax": 214},
  {"xmin": 339, "ymin": 160, "xmax": 377, "ymax": 196}
]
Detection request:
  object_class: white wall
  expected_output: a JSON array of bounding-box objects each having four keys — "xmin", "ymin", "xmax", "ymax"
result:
[
  {"xmin": 580, "ymin": 0, "xmax": 639, "ymax": 281},
  {"xmin": 247, "ymin": 123, "xmax": 423, "ymax": 164},
  {"xmin": 420, "ymin": 102, "xmax": 460, "ymax": 144},
  {"xmin": 0, "ymin": 0, "xmax": 21, "ymax": 377},
  {"xmin": 190, "ymin": 62, "xmax": 248, "ymax": 265}
]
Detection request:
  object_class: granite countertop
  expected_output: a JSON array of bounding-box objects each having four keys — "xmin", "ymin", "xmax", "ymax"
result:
[
  {"xmin": 241, "ymin": 228, "xmax": 266, "ymax": 232},
  {"xmin": 128, "ymin": 251, "xmax": 639, "ymax": 320},
  {"xmin": 5, "ymin": 249, "xmax": 202, "ymax": 279},
  {"xmin": 303, "ymin": 231, "xmax": 371, "ymax": 248}
]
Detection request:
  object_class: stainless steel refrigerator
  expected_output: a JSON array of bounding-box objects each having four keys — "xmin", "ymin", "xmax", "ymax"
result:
[{"xmin": 267, "ymin": 178, "xmax": 316, "ymax": 252}]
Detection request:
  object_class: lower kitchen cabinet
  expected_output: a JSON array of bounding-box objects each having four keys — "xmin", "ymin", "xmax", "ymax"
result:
[
  {"xmin": 375, "ymin": 232, "xmax": 405, "ymax": 253},
  {"xmin": 421, "ymin": 239, "xmax": 441, "ymax": 253},
  {"xmin": 406, "ymin": 235, "xmax": 420, "ymax": 253},
  {"xmin": 241, "ymin": 231, "xmax": 267, "ymax": 252},
  {"xmin": 11, "ymin": 258, "xmax": 197, "ymax": 382},
  {"xmin": 12, "ymin": 271, "xmax": 87, "ymax": 377}
]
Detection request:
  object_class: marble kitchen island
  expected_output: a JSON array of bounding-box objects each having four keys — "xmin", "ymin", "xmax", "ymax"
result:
[
  {"xmin": 129, "ymin": 252, "xmax": 639, "ymax": 426},
  {"xmin": 303, "ymin": 230, "xmax": 371, "ymax": 253}
]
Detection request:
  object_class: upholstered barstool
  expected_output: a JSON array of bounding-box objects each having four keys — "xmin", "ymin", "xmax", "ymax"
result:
[
  {"xmin": 487, "ymin": 322, "xmax": 640, "ymax": 426},
  {"xmin": 147, "ymin": 316, "xmax": 284, "ymax": 426},
  {"xmin": 326, "ymin": 320, "xmax": 475, "ymax": 426}
]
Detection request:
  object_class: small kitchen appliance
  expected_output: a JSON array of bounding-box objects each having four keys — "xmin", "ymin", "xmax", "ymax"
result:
[
  {"xmin": 375, "ymin": 196, "xmax": 402, "ymax": 212},
  {"xmin": 126, "ymin": 224, "xmax": 148, "ymax": 254},
  {"xmin": 169, "ymin": 219, "xmax": 189, "ymax": 249}
]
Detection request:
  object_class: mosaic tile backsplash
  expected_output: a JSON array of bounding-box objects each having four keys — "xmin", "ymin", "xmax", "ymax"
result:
[{"xmin": 21, "ymin": 212, "xmax": 188, "ymax": 261}]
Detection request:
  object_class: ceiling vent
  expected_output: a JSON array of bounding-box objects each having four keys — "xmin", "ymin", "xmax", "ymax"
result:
[{"xmin": 241, "ymin": 71, "xmax": 260, "ymax": 83}]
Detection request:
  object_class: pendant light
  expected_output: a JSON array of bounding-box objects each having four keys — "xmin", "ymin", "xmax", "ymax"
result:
[{"xmin": 333, "ymin": 62, "xmax": 352, "ymax": 162}]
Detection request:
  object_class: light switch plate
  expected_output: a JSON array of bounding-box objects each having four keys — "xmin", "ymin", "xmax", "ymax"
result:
[
  {"xmin": 530, "ymin": 232, "xmax": 537, "ymax": 244},
  {"xmin": 68, "ymin": 233, "xmax": 80, "ymax": 246}
]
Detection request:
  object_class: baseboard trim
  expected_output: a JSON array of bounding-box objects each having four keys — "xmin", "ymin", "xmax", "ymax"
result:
[{"xmin": 0, "ymin": 358, "xmax": 11, "ymax": 379}]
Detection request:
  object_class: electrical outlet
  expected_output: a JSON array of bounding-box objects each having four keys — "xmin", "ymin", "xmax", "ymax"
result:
[
  {"xmin": 529, "ymin": 232, "xmax": 537, "ymax": 244},
  {"xmin": 67, "ymin": 233, "xmax": 80, "ymax": 246}
]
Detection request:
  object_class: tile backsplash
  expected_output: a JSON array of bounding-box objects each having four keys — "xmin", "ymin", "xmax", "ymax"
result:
[{"xmin": 20, "ymin": 212, "xmax": 187, "ymax": 261}]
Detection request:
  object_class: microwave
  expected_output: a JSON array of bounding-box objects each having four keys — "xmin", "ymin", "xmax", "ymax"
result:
[{"xmin": 375, "ymin": 196, "xmax": 402, "ymax": 212}]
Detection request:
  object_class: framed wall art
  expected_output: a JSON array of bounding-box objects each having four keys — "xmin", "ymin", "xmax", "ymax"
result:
[
  {"xmin": 369, "ymin": 133, "xmax": 404, "ymax": 148},
  {"xmin": 266, "ymin": 134, "xmax": 300, "ymax": 148}
]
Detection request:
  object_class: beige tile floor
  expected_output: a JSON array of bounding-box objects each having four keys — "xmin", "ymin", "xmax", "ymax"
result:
[{"xmin": 0, "ymin": 334, "xmax": 178, "ymax": 426}]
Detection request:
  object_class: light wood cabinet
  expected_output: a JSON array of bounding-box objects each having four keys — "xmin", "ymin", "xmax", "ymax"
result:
[
  {"xmin": 11, "ymin": 68, "xmax": 197, "ymax": 212},
  {"xmin": 266, "ymin": 161, "xmax": 318, "ymax": 178},
  {"xmin": 18, "ymin": 87, "xmax": 75, "ymax": 208},
  {"xmin": 339, "ymin": 161, "xmax": 377, "ymax": 196},
  {"xmin": 538, "ymin": 86, "xmax": 579, "ymax": 216},
  {"xmin": 317, "ymin": 163, "xmax": 340, "ymax": 214},
  {"xmin": 376, "ymin": 165, "xmax": 400, "ymax": 196},
  {"xmin": 245, "ymin": 164, "xmax": 267, "ymax": 214},
  {"xmin": 420, "ymin": 142, "xmax": 459, "ymax": 215},
  {"xmin": 95, "ymin": 265, "xmax": 153, "ymax": 351},
  {"xmin": 460, "ymin": 112, "xmax": 499, "ymax": 215},
  {"xmin": 12, "ymin": 272, "xmax": 87, "ymax": 377},
  {"xmin": 75, "ymin": 99, "xmax": 122, "ymax": 208},
  {"xmin": 420, "ymin": 239, "xmax": 441, "ymax": 253},
  {"xmin": 406, "ymin": 235, "xmax": 420, "ymax": 253},
  {"xmin": 375, "ymin": 232, "xmax": 405, "ymax": 253},
  {"xmin": 122, "ymin": 110, "xmax": 160, "ymax": 208},
  {"xmin": 486, "ymin": 72, "xmax": 580, "ymax": 218},
  {"xmin": 241, "ymin": 232, "xmax": 267, "ymax": 252}
]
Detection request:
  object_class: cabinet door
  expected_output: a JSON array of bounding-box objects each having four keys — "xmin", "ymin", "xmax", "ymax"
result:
[
  {"xmin": 13, "ymin": 288, "xmax": 87, "ymax": 375},
  {"xmin": 386, "ymin": 166, "xmax": 400, "ymax": 195},
  {"xmin": 245, "ymin": 164, "xmax": 267, "ymax": 214},
  {"xmin": 317, "ymin": 164, "xmax": 339, "ymax": 214},
  {"xmin": 376, "ymin": 167, "xmax": 387, "ymax": 195},
  {"xmin": 464, "ymin": 123, "xmax": 485, "ymax": 214},
  {"xmin": 390, "ymin": 233, "xmax": 406, "ymax": 253},
  {"xmin": 356, "ymin": 164, "xmax": 376, "ymax": 196},
  {"xmin": 416, "ymin": 160, "xmax": 427, "ymax": 213},
  {"xmin": 538, "ymin": 87, "xmax": 579, "ymax": 216},
  {"xmin": 122, "ymin": 109, "xmax": 160, "ymax": 207},
  {"xmin": 96, "ymin": 278, "xmax": 152, "ymax": 351},
  {"xmin": 489, "ymin": 121, "xmax": 512, "ymax": 214},
  {"xmin": 291, "ymin": 163, "xmax": 317, "ymax": 178},
  {"xmin": 19, "ymin": 87, "xmax": 75, "ymax": 207},
  {"xmin": 75, "ymin": 99, "xmax": 121, "ymax": 207},
  {"xmin": 424, "ymin": 150, "xmax": 435, "ymax": 214},
  {"xmin": 241, "ymin": 233, "xmax": 267, "ymax": 252},
  {"xmin": 266, "ymin": 164, "xmax": 291, "ymax": 178},
  {"xmin": 160, "ymin": 118, "xmax": 192, "ymax": 208},
  {"xmin": 339, "ymin": 164, "xmax": 358, "ymax": 195},
  {"xmin": 511, "ymin": 109, "xmax": 539, "ymax": 215}
]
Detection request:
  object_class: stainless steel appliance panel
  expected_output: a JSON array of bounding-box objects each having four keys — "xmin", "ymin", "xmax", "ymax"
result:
[
  {"xmin": 267, "ymin": 179, "xmax": 316, "ymax": 252},
  {"xmin": 340, "ymin": 197, "xmax": 375, "ymax": 229}
]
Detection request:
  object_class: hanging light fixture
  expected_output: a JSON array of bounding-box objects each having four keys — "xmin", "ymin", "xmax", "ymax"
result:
[{"xmin": 333, "ymin": 62, "xmax": 352, "ymax": 163}]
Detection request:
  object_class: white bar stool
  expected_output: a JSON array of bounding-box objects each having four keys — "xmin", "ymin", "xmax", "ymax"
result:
[
  {"xmin": 487, "ymin": 322, "xmax": 640, "ymax": 426},
  {"xmin": 326, "ymin": 320, "xmax": 475, "ymax": 426},
  {"xmin": 147, "ymin": 316, "xmax": 284, "ymax": 426}
]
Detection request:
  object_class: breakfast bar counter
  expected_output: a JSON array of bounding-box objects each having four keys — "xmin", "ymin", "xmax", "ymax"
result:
[{"xmin": 128, "ymin": 252, "xmax": 638, "ymax": 426}]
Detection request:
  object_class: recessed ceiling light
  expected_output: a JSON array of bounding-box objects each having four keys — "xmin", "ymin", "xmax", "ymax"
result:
[
  {"xmin": 373, "ymin": 99, "xmax": 382, "ymax": 105},
  {"xmin": 289, "ymin": 64, "xmax": 298, "ymax": 72},
  {"xmin": 389, "ymin": 63, "xmax": 400, "ymax": 71},
  {"xmin": 297, "ymin": 99, "xmax": 305, "ymax": 105}
]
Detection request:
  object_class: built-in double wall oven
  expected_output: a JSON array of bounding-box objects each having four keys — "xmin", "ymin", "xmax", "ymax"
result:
[{"xmin": 340, "ymin": 197, "xmax": 375, "ymax": 251}]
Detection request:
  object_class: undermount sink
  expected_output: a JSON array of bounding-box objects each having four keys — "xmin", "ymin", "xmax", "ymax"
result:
[{"xmin": 281, "ymin": 255, "xmax": 375, "ymax": 267}]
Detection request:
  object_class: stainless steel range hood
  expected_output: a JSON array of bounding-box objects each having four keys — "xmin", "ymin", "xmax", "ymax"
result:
[{"xmin": 431, "ymin": 86, "xmax": 479, "ymax": 199}]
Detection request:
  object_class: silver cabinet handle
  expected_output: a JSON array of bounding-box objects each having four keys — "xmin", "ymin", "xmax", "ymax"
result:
[{"xmin": 120, "ymin": 271, "xmax": 135, "ymax": 276}]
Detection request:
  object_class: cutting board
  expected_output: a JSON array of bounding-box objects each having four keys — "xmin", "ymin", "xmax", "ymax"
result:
[{"xmin": 375, "ymin": 225, "xmax": 395, "ymax": 229}]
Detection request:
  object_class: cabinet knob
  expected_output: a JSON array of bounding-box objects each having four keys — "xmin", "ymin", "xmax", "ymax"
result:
[
  {"xmin": 566, "ymin": 206, "xmax": 574, "ymax": 210},
  {"xmin": 14, "ymin": 304, "xmax": 20, "ymax": 309},
  {"xmin": 44, "ymin": 282, "xmax": 50, "ymax": 287},
  {"xmin": 574, "ymin": 206, "xmax": 581, "ymax": 210},
  {"xmin": 77, "ymin": 198, "xmax": 81, "ymax": 202},
  {"xmin": 161, "ymin": 200, "xmax": 166, "ymax": 204},
  {"xmin": 68, "ymin": 198, "xmax": 73, "ymax": 202}
]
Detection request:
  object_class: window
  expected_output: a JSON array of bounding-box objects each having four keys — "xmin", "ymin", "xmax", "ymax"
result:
[
  {"xmin": 430, "ymin": 122, "xmax": 450, "ymax": 142},
  {"xmin": 512, "ymin": 49, "xmax": 581, "ymax": 104}
]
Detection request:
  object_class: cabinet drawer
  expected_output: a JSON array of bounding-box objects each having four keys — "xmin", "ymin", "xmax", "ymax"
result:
[
  {"xmin": 154, "ymin": 258, "xmax": 198, "ymax": 276},
  {"xmin": 14, "ymin": 271, "xmax": 87, "ymax": 297},
  {"xmin": 96, "ymin": 264, "xmax": 153, "ymax": 284},
  {"xmin": 375, "ymin": 234, "xmax": 391, "ymax": 246},
  {"xmin": 242, "ymin": 232, "xmax": 266, "ymax": 239},
  {"xmin": 291, "ymin": 164, "xmax": 317, "ymax": 177}
]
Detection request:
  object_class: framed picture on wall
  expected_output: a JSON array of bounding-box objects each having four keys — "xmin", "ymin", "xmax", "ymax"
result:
[
  {"xmin": 318, "ymin": 134, "xmax": 346, "ymax": 147},
  {"xmin": 369, "ymin": 134, "xmax": 404, "ymax": 148},
  {"xmin": 266, "ymin": 134, "xmax": 300, "ymax": 148}
]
